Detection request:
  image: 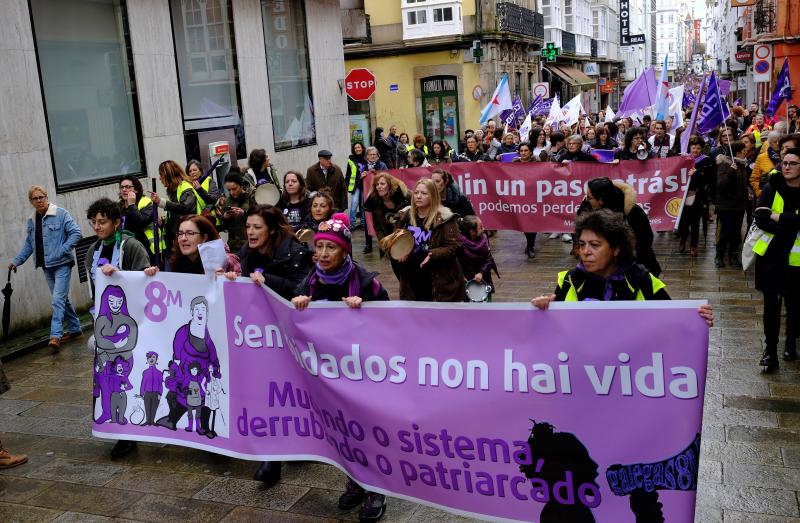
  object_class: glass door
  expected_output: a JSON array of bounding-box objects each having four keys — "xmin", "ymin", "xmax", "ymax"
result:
[
  {"xmin": 421, "ymin": 76, "xmax": 460, "ymax": 153},
  {"xmin": 441, "ymin": 96, "xmax": 458, "ymax": 152}
]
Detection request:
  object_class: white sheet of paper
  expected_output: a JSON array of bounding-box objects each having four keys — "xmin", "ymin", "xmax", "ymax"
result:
[{"xmin": 198, "ymin": 239, "xmax": 228, "ymax": 275}]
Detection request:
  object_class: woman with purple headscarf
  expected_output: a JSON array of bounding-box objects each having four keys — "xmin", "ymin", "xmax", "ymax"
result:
[{"xmin": 93, "ymin": 285, "xmax": 137, "ymax": 425}]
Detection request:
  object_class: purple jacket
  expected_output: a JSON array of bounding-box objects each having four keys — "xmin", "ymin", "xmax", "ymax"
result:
[{"xmin": 140, "ymin": 366, "xmax": 163, "ymax": 396}]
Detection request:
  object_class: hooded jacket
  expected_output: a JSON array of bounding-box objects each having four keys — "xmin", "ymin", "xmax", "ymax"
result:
[
  {"xmin": 238, "ymin": 235, "xmax": 313, "ymax": 300},
  {"xmin": 715, "ymin": 155, "xmax": 749, "ymax": 212},
  {"xmin": 612, "ymin": 181, "xmax": 662, "ymax": 277}
]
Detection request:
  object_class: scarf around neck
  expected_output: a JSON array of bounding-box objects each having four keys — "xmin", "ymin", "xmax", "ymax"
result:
[
  {"xmin": 308, "ymin": 255, "xmax": 361, "ymax": 298},
  {"xmin": 576, "ymin": 262, "xmax": 632, "ymax": 301}
]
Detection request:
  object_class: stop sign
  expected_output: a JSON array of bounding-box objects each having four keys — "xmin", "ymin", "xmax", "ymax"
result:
[{"xmin": 345, "ymin": 68, "xmax": 376, "ymax": 101}]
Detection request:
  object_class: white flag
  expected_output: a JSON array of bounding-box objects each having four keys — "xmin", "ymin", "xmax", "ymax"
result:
[
  {"xmin": 560, "ymin": 94, "xmax": 584, "ymax": 127},
  {"xmin": 480, "ymin": 74, "xmax": 513, "ymax": 125},
  {"xmin": 545, "ymin": 95, "xmax": 561, "ymax": 126},
  {"xmin": 519, "ymin": 112, "xmax": 533, "ymax": 141},
  {"xmin": 604, "ymin": 105, "xmax": 616, "ymax": 123},
  {"xmin": 668, "ymin": 85, "xmax": 685, "ymax": 129}
]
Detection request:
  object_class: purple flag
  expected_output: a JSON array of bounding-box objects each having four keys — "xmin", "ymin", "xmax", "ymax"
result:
[
  {"xmin": 733, "ymin": 97, "xmax": 743, "ymax": 107},
  {"xmin": 697, "ymin": 72, "xmax": 725, "ymax": 135},
  {"xmin": 719, "ymin": 80, "xmax": 732, "ymax": 96},
  {"xmin": 618, "ymin": 67, "xmax": 657, "ymax": 117},
  {"xmin": 682, "ymin": 89, "xmax": 696, "ymax": 109},
  {"xmin": 765, "ymin": 58, "xmax": 792, "ymax": 117},
  {"xmin": 503, "ymin": 95, "xmax": 525, "ymax": 129},
  {"xmin": 681, "ymin": 74, "xmax": 707, "ymax": 154},
  {"xmin": 588, "ymin": 148, "xmax": 617, "ymax": 163},
  {"xmin": 532, "ymin": 97, "xmax": 554, "ymax": 117},
  {"xmin": 527, "ymin": 94, "xmax": 543, "ymax": 115}
]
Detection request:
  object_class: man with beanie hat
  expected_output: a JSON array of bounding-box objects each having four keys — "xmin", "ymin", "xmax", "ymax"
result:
[
  {"xmin": 218, "ymin": 170, "xmax": 255, "ymax": 252},
  {"xmin": 306, "ymin": 150, "xmax": 348, "ymax": 212}
]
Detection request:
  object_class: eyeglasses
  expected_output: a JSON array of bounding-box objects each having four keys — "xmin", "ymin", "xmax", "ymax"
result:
[
  {"xmin": 781, "ymin": 161, "xmax": 800, "ymax": 168},
  {"xmin": 89, "ymin": 219, "xmax": 113, "ymax": 227},
  {"xmin": 177, "ymin": 231, "xmax": 201, "ymax": 238},
  {"xmin": 120, "ymin": 184, "xmax": 134, "ymax": 189},
  {"xmin": 30, "ymin": 195, "xmax": 46, "ymax": 201}
]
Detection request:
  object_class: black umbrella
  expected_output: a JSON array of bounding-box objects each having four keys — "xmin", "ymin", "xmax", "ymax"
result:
[{"xmin": 2, "ymin": 267, "xmax": 14, "ymax": 340}]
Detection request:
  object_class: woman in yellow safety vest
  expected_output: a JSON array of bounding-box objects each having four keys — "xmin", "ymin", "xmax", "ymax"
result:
[
  {"xmin": 149, "ymin": 160, "xmax": 202, "ymax": 254},
  {"xmin": 186, "ymin": 159, "xmax": 220, "ymax": 211},
  {"xmin": 410, "ymin": 134, "xmax": 429, "ymax": 157},
  {"xmin": 752, "ymin": 147, "xmax": 800, "ymax": 371},
  {"xmin": 119, "ymin": 176, "xmax": 165, "ymax": 264},
  {"xmin": 531, "ymin": 209, "xmax": 714, "ymax": 324}
]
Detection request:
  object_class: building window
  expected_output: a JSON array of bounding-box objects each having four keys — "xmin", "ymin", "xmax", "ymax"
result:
[
  {"xmin": 433, "ymin": 7, "xmax": 453, "ymax": 22},
  {"xmin": 261, "ymin": 0, "xmax": 315, "ymax": 151},
  {"xmin": 565, "ymin": 0, "xmax": 572, "ymax": 32},
  {"xmin": 30, "ymin": 0, "xmax": 144, "ymax": 189},
  {"xmin": 170, "ymin": 0, "xmax": 243, "ymax": 135},
  {"xmin": 408, "ymin": 9, "xmax": 427, "ymax": 25}
]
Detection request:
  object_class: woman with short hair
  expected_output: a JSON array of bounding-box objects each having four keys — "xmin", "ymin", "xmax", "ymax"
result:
[{"xmin": 150, "ymin": 160, "xmax": 201, "ymax": 253}]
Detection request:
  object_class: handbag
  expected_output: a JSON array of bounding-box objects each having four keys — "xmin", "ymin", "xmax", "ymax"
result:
[{"xmin": 741, "ymin": 220, "xmax": 766, "ymax": 270}]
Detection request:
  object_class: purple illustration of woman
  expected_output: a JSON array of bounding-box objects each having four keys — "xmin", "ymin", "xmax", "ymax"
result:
[
  {"xmin": 156, "ymin": 296, "xmax": 221, "ymax": 432},
  {"xmin": 93, "ymin": 285, "xmax": 138, "ymax": 424}
]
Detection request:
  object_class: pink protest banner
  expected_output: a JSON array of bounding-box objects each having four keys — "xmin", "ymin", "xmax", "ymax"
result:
[
  {"xmin": 92, "ymin": 272, "xmax": 709, "ymax": 522},
  {"xmin": 366, "ymin": 157, "xmax": 693, "ymax": 233}
]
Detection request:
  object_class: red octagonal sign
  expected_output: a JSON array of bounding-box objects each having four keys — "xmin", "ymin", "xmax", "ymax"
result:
[{"xmin": 345, "ymin": 68, "xmax": 376, "ymax": 101}]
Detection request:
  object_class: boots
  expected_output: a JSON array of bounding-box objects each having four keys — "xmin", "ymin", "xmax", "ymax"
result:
[
  {"xmin": 363, "ymin": 236, "xmax": 373, "ymax": 254},
  {"xmin": 784, "ymin": 337, "xmax": 798, "ymax": 362},
  {"xmin": 253, "ymin": 461, "xmax": 282, "ymax": 487},
  {"xmin": 759, "ymin": 344, "xmax": 779, "ymax": 372}
]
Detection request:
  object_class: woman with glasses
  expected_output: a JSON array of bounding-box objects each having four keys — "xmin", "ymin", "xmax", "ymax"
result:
[
  {"xmin": 10, "ymin": 185, "xmax": 83, "ymax": 352},
  {"xmin": 119, "ymin": 176, "xmax": 162, "ymax": 264},
  {"xmin": 144, "ymin": 215, "xmax": 239, "ymax": 276},
  {"xmin": 753, "ymin": 148, "xmax": 800, "ymax": 371}
]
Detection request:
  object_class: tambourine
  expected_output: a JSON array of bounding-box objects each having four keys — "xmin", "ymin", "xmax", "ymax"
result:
[
  {"xmin": 381, "ymin": 230, "xmax": 414, "ymax": 260},
  {"xmin": 465, "ymin": 279, "xmax": 492, "ymax": 302},
  {"xmin": 254, "ymin": 183, "xmax": 280, "ymax": 205},
  {"xmin": 295, "ymin": 228, "xmax": 315, "ymax": 245}
]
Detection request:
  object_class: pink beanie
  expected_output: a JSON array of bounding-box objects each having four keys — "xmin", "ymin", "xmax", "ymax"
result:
[{"xmin": 314, "ymin": 213, "xmax": 352, "ymax": 253}]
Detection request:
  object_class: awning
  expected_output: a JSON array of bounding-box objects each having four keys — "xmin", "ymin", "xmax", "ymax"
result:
[{"xmin": 544, "ymin": 64, "xmax": 596, "ymax": 87}]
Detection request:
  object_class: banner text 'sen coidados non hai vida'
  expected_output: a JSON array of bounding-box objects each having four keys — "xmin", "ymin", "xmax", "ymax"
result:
[{"xmin": 92, "ymin": 272, "xmax": 709, "ymax": 522}]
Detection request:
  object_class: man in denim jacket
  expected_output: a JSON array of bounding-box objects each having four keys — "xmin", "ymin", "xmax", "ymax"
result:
[{"xmin": 10, "ymin": 185, "xmax": 83, "ymax": 352}]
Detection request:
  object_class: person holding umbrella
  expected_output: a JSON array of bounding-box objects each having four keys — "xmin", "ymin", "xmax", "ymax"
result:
[{"xmin": 10, "ymin": 185, "xmax": 83, "ymax": 353}]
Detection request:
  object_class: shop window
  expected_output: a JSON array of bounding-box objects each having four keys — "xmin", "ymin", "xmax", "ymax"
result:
[
  {"xmin": 261, "ymin": 0, "xmax": 315, "ymax": 151},
  {"xmin": 30, "ymin": 0, "xmax": 145, "ymax": 190}
]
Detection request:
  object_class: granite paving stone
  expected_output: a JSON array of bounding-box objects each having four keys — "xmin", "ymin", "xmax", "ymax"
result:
[
  {"xmin": 0, "ymin": 476, "xmax": 54, "ymax": 503},
  {"xmin": 723, "ymin": 462, "xmax": 800, "ymax": 489},
  {"xmin": 26, "ymin": 436, "xmax": 115, "ymax": 461},
  {"xmin": 722, "ymin": 511, "xmax": 800, "ymax": 523},
  {"xmin": 218, "ymin": 506, "xmax": 339, "ymax": 522},
  {"xmin": 700, "ymin": 441, "xmax": 784, "ymax": 466},
  {"xmin": 695, "ymin": 484, "xmax": 799, "ymax": 516},
  {"xmin": 193, "ymin": 477, "xmax": 310, "ymax": 511},
  {"xmin": 19, "ymin": 402, "xmax": 92, "ymax": 421},
  {"xmin": 49, "ymin": 512, "xmax": 142, "ymax": 523},
  {"xmin": 24, "ymin": 482, "xmax": 143, "ymax": 517},
  {"xmin": 0, "ymin": 399, "xmax": 42, "ymax": 415},
  {"xmin": 104, "ymin": 467, "xmax": 215, "ymax": 498},
  {"xmin": 782, "ymin": 448, "xmax": 800, "ymax": 468},
  {"xmin": 289, "ymin": 487, "xmax": 418, "ymax": 522},
  {"xmin": 117, "ymin": 493, "xmax": 234, "ymax": 523},
  {"xmin": 26, "ymin": 458, "xmax": 127, "ymax": 486},
  {"xmin": 0, "ymin": 501, "xmax": 62, "ymax": 523}
]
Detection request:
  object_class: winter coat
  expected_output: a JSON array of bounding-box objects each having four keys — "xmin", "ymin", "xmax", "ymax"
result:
[
  {"xmin": 238, "ymin": 234, "xmax": 313, "ymax": 300},
  {"xmin": 615, "ymin": 181, "xmax": 662, "ymax": 277},
  {"xmin": 84, "ymin": 231, "xmax": 151, "ymax": 292},
  {"xmin": 458, "ymin": 233, "xmax": 499, "ymax": 289},
  {"xmin": 363, "ymin": 186, "xmax": 410, "ymax": 245},
  {"xmin": 754, "ymin": 171, "xmax": 800, "ymax": 294},
  {"xmin": 218, "ymin": 189, "xmax": 256, "ymax": 252},
  {"xmin": 750, "ymin": 149, "xmax": 778, "ymax": 197},
  {"xmin": 164, "ymin": 184, "xmax": 200, "ymax": 252},
  {"xmin": 306, "ymin": 162, "xmax": 348, "ymax": 211},
  {"xmin": 561, "ymin": 149, "xmax": 598, "ymax": 162},
  {"xmin": 442, "ymin": 184, "xmax": 475, "ymax": 217},
  {"xmin": 13, "ymin": 203, "xmax": 82, "ymax": 269},
  {"xmin": 554, "ymin": 263, "xmax": 670, "ymax": 302},
  {"xmin": 121, "ymin": 196, "xmax": 156, "ymax": 258},
  {"xmin": 715, "ymin": 155, "xmax": 749, "ymax": 212},
  {"xmin": 455, "ymin": 149, "xmax": 488, "ymax": 162},
  {"xmin": 296, "ymin": 262, "xmax": 389, "ymax": 303},
  {"xmin": 375, "ymin": 137, "xmax": 395, "ymax": 169},
  {"xmin": 394, "ymin": 206, "xmax": 465, "ymax": 302}
]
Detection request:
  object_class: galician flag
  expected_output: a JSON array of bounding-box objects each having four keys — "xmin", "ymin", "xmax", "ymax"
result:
[
  {"xmin": 668, "ymin": 85, "xmax": 685, "ymax": 129},
  {"xmin": 765, "ymin": 58, "xmax": 792, "ymax": 117},
  {"xmin": 518, "ymin": 112, "xmax": 533, "ymax": 141},
  {"xmin": 480, "ymin": 74, "xmax": 513, "ymax": 125},
  {"xmin": 654, "ymin": 55, "xmax": 671, "ymax": 121}
]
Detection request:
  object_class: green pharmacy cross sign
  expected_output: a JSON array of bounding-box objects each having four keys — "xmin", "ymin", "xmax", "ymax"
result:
[{"xmin": 541, "ymin": 42, "xmax": 560, "ymax": 62}]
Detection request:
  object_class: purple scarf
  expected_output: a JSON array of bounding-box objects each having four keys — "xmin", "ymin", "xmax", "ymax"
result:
[
  {"xmin": 459, "ymin": 233, "xmax": 498, "ymax": 276},
  {"xmin": 307, "ymin": 255, "xmax": 361, "ymax": 298},
  {"xmin": 576, "ymin": 263, "xmax": 630, "ymax": 301}
]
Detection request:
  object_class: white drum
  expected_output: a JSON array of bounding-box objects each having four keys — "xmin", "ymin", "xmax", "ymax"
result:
[{"xmin": 254, "ymin": 183, "xmax": 280, "ymax": 205}]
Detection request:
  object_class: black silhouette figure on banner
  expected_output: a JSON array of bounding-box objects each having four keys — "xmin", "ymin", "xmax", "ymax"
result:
[
  {"xmin": 520, "ymin": 421, "xmax": 600, "ymax": 523},
  {"xmin": 606, "ymin": 433, "xmax": 701, "ymax": 523}
]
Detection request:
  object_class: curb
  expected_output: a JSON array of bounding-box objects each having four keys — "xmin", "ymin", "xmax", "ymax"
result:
[{"xmin": 0, "ymin": 320, "xmax": 93, "ymax": 362}]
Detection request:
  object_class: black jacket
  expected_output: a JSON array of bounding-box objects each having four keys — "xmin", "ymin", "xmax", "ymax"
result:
[
  {"xmin": 238, "ymin": 235, "xmax": 313, "ymax": 300},
  {"xmin": 715, "ymin": 155, "xmax": 749, "ymax": 212},
  {"xmin": 122, "ymin": 197, "xmax": 156, "ymax": 258},
  {"xmin": 442, "ymin": 184, "xmax": 475, "ymax": 217},
  {"xmin": 561, "ymin": 149, "xmax": 598, "ymax": 162},
  {"xmin": 363, "ymin": 186, "xmax": 410, "ymax": 243},
  {"xmin": 554, "ymin": 263, "xmax": 670, "ymax": 301},
  {"xmin": 296, "ymin": 262, "xmax": 389, "ymax": 302},
  {"xmin": 754, "ymin": 172, "xmax": 800, "ymax": 294}
]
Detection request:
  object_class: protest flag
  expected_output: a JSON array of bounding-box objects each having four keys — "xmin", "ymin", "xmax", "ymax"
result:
[
  {"xmin": 765, "ymin": 58, "xmax": 792, "ymax": 117},
  {"xmin": 604, "ymin": 105, "xmax": 616, "ymax": 122},
  {"xmin": 518, "ymin": 112, "xmax": 533, "ymax": 141},
  {"xmin": 545, "ymin": 94, "xmax": 561, "ymax": 126},
  {"xmin": 560, "ymin": 94, "xmax": 584, "ymax": 127},
  {"xmin": 697, "ymin": 72, "xmax": 726, "ymax": 136},
  {"xmin": 480, "ymin": 74, "xmax": 512, "ymax": 125},
  {"xmin": 654, "ymin": 56, "xmax": 671, "ymax": 120},
  {"xmin": 619, "ymin": 67, "xmax": 657, "ymax": 117},
  {"xmin": 680, "ymin": 73, "xmax": 707, "ymax": 154}
]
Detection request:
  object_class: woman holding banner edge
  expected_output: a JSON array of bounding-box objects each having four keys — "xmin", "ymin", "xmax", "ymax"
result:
[{"xmin": 531, "ymin": 209, "xmax": 714, "ymax": 327}]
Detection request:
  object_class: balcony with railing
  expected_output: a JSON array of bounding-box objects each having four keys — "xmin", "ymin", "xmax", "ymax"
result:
[
  {"xmin": 495, "ymin": 2, "xmax": 545, "ymax": 41},
  {"xmin": 562, "ymin": 31, "xmax": 576, "ymax": 54}
]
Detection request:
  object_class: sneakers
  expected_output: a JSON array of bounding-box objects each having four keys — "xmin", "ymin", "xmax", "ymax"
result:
[
  {"xmin": 526, "ymin": 247, "xmax": 536, "ymax": 259},
  {"xmin": 561, "ymin": 233, "xmax": 573, "ymax": 243},
  {"xmin": 359, "ymin": 493, "xmax": 387, "ymax": 522},
  {"xmin": 715, "ymin": 257, "xmax": 725, "ymax": 268},
  {"xmin": 60, "ymin": 331, "xmax": 83, "ymax": 343},
  {"xmin": 548, "ymin": 233, "xmax": 559, "ymax": 239},
  {"xmin": 338, "ymin": 479, "xmax": 366, "ymax": 510},
  {"xmin": 0, "ymin": 449, "xmax": 28, "ymax": 469},
  {"xmin": 48, "ymin": 337, "xmax": 60, "ymax": 353},
  {"xmin": 760, "ymin": 345, "xmax": 779, "ymax": 372}
]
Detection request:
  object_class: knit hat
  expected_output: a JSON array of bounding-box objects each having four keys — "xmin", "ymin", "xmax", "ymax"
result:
[{"xmin": 315, "ymin": 213, "xmax": 352, "ymax": 253}]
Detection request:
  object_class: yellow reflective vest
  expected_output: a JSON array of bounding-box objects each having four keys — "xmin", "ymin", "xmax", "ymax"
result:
[
  {"xmin": 137, "ymin": 196, "xmax": 166, "ymax": 253},
  {"xmin": 556, "ymin": 269, "xmax": 667, "ymax": 301},
  {"xmin": 176, "ymin": 180, "xmax": 203, "ymax": 216},
  {"xmin": 752, "ymin": 190, "xmax": 800, "ymax": 267}
]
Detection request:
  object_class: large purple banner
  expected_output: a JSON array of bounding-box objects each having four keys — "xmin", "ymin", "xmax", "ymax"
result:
[{"xmin": 92, "ymin": 272, "xmax": 709, "ymax": 522}]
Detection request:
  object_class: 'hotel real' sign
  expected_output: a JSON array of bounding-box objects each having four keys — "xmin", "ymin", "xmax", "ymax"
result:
[{"xmin": 620, "ymin": 0, "xmax": 646, "ymax": 46}]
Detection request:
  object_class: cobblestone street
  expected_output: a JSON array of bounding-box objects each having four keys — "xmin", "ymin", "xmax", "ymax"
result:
[{"xmin": 0, "ymin": 230, "xmax": 798, "ymax": 522}]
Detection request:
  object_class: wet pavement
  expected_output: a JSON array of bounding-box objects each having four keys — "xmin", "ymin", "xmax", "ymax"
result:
[{"xmin": 0, "ymin": 229, "xmax": 798, "ymax": 522}]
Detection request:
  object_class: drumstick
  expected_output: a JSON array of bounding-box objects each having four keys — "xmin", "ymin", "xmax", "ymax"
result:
[{"xmin": 151, "ymin": 178, "xmax": 161, "ymax": 268}]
